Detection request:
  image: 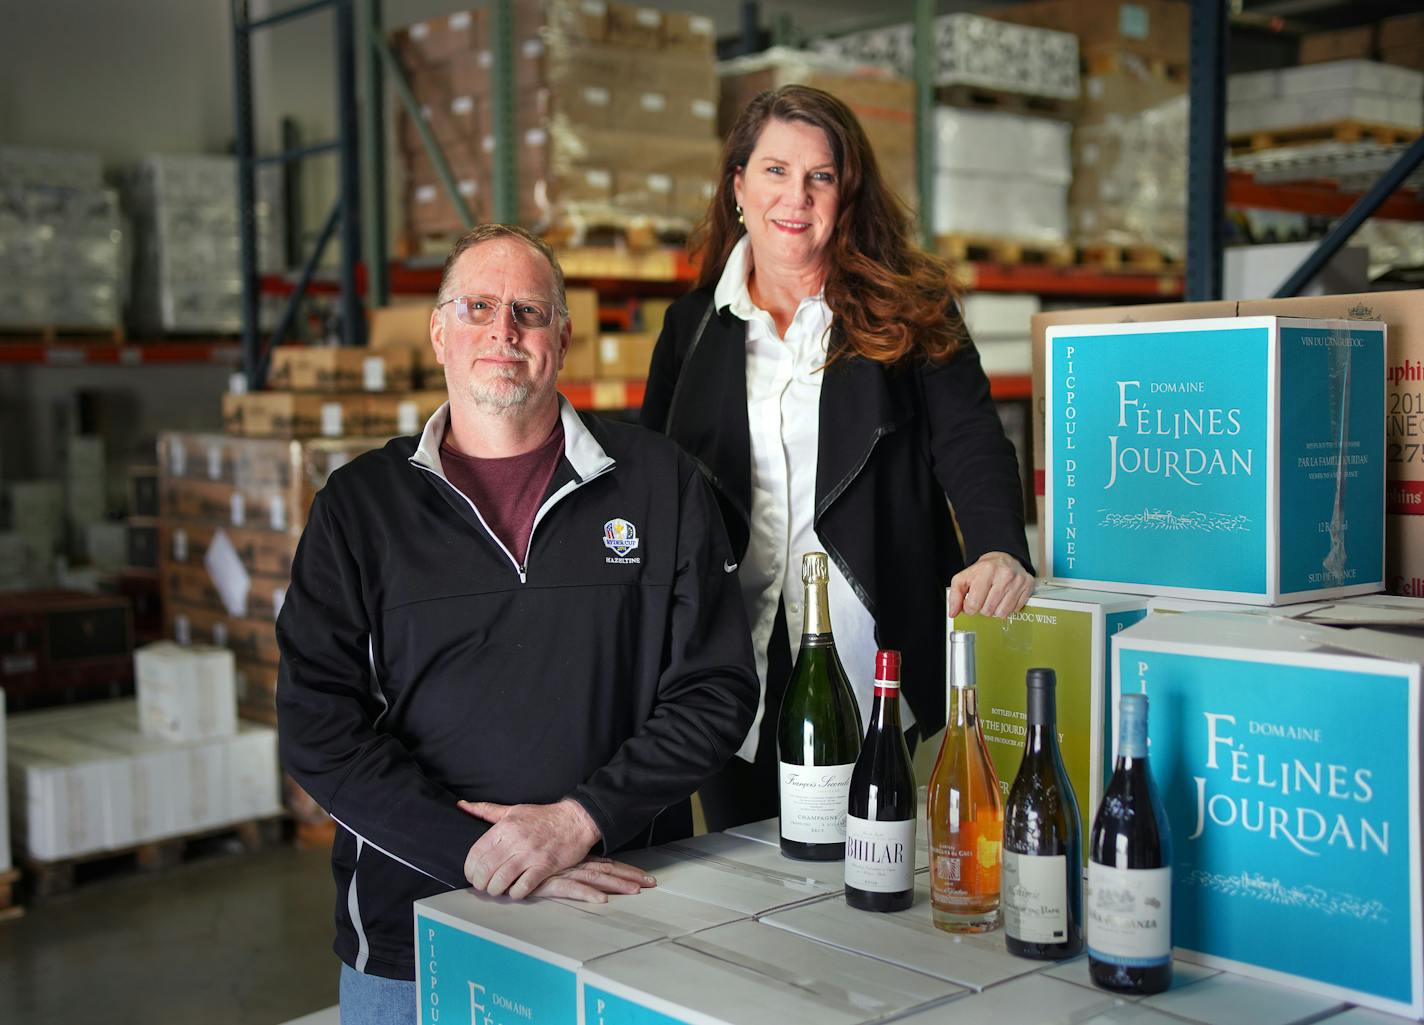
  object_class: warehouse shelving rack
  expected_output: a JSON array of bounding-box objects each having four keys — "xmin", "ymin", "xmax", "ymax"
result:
[{"xmin": 216, "ymin": 0, "xmax": 1423, "ymax": 394}]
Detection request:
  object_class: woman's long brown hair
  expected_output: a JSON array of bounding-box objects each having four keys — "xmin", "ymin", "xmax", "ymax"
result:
[{"xmin": 692, "ymin": 84, "xmax": 965, "ymax": 367}]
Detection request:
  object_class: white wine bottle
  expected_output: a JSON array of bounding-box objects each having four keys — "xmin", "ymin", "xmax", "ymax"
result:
[{"xmin": 777, "ymin": 552, "xmax": 863, "ymax": 861}]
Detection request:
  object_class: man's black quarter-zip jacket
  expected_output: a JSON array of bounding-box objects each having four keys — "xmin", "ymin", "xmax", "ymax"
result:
[{"xmin": 276, "ymin": 399, "xmax": 758, "ymax": 980}]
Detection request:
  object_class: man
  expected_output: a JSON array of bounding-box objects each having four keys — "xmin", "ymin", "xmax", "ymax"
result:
[{"xmin": 276, "ymin": 224, "xmax": 758, "ymax": 1020}]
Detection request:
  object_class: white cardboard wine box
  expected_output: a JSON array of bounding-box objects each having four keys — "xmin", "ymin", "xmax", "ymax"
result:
[
  {"xmin": 413, "ymin": 885, "xmax": 744, "ymax": 1025},
  {"xmin": 761, "ymin": 882, "xmax": 1043, "ymax": 992},
  {"xmin": 620, "ymin": 832, "xmax": 841, "ymax": 915},
  {"xmin": 950, "ymin": 586, "xmax": 1148, "ymax": 850},
  {"xmin": 1046, "ymin": 316, "xmax": 1387, "ymax": 604},
  {"xmin": 7, "ymin": 732, "xmax": 116, "ymax": 859},
  {"xmin": 1111, "ymin": 612, "xmax": 1424, "ymax": 1017},
  {"xmin": 578, "ymin": 919, "xmax": 964, "ymax": 1025},
  {"xmin": 889, "ymin": 973, "xmax": 1118, "ymax": 1025},
  {"xmin": 135, "ymin": 640, "xmax": 238, "ymax": 742}
]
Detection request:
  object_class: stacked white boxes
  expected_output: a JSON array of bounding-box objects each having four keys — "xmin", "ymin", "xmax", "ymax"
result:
[
  {"xmin": 932, "ymin": 108, "xmax": 1071, "ymax": 242},
  {"xmin": 122, "ymin": 154, "xmax": 284, "ymax": 334},
  {"xmin": 5, "ymin": 480, "xmax": 63, "ymax": 586},
  {"xmin": 0, "ymin": 146, "xmax": 123, "ymax": 332},
  {"xmin": 814, "ymin": 12, "xmax": 1079, "ymax": 100},
  {"xmin": 1228, "ymin": 60, "xmax": 1424, "ymax": 136},
  {"xmin": 135, "ymin": 641, "xmax": 238, "ymax": 743},
  {"xmin": 64, "ymin": 435, "xmax": 107, "ymax": 561},
  {"xmin": 5, "ymin": 698, "xmax": 279, "ymax": 861}
]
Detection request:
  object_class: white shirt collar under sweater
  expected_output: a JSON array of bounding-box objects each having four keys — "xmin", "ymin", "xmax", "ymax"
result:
[{"xmin": 713, "ymin": 237, "xmax": 913, "ymax": 764}]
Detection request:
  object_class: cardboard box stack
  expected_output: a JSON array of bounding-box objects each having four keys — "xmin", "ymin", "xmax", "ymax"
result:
[
  {"xmin": 812, "ymin": 11, "xmax": 1079, "ymax": 101},
  {"xmin": 365, "ymin": 289, "xmax": 608, "ymax": 382},
  {"xmin": 394, "ymin": 0, "xmax": 721, "ymax": 245},
  {"xmin": 982, "ymin": 1, "xmax": 1190, "ymax": 260},
  {"xmin": 718, "ymin": 48, "xmax": 917, "ymax": 213},
  {"xmin": 1107, "ymin": 613, "xmax": 1424, "ymax": 1017},
  {"xmin": 121, "ymin": 154, "xmax": 284, "ymax": 334},
  {"xmin": 156, "ymin": 430, "xmax": 384, "ymax": 724},
  {"xmin": 1228, "ymin": 59, "xmax": 1424, "ymax": 138},
  {"xmin": 1299, "ymin": 13, "xmax": 1424, "ymax": 72},
  {"xmin": 222, "ymin": 347, "xmax": 445, "ymax": 440},
  {"xmin": 931, "ymin": 107, "xmax": 1071, "ymax": 244},
  {"xmin": 1030, "ymin": 290, "xmax": 1424, "ymax": 594},
  {"xmin": 3, "ymin": 481, "xmax": 63, "ymax": 589},
  {"xmin": 0, "ymin": 146, "xmax": 123, "ymax": 332},
  {"xmin": 5, "ymin": 696, "xmax": 279, "ymax": 862}
]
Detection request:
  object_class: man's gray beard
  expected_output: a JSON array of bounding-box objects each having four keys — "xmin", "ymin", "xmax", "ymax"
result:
[{"xmin": 466, "ymin": 368, "xmax": 533, "ymax": 415}]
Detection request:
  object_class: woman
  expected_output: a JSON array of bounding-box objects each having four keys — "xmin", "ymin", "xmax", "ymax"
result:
[{"xmin": 640, "ymin": 85, "xmax": 1034, "ymax": 832}]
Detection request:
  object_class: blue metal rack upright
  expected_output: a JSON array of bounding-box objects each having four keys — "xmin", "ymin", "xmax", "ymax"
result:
[{"xmin": 231, "ymin": 0, "xmax": 364, "ymax": 391}]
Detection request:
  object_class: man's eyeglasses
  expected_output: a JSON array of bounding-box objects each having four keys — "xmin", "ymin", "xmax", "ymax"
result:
[{"xmin": 436, "ymin": 294, "xmax": 563, "ymax": 329}]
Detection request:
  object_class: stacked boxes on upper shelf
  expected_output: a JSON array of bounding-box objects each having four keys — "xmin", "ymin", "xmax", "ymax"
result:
[
  {"xmin": 394, "ymin": 0, "xmax": 721, "ymax": 245},
  {"xmin": 930, "ymin": 107, "xmax": 1071, "ymax": 244},
  {"xmin": 812, "ymin": 12, "xmax": 1077, "ymax": 249},
  {"xmin": 1228, "ymin": 59, "xmax": 1424, "ymax": 138},
  {"xmin": 0, "ymin": 145, "xmax": 123, "ymax": 333},
  {"xmin": 988, "ymin": 0, "xmax": 1190, "ymax": 262},
  {"xmin": 812, "ymin": 11, "xmax": 1079, "ymax": 101},
  {"xmin": 717, "ymin": 48, "xmax": 917, "ymax": 213},
  {"xmin": 222, "ymin": 346, "xmax": 446, "ymax": 440},
  {"xmin": 121, "ymin": 154, "xmax": 284, "ymax": 334}
]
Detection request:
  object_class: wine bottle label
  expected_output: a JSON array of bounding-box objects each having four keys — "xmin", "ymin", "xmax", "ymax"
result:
[
  {"xmin": 930, "ymin": 822, "xmax": 1000, "ymax": 905},
  {"xmin": 1002, "ymin": 851, "xmax": 1070, "ymax": 943},
  {"xmin": 778, "ymin": 762, "xmax": 855, "ymax": 843},
  {"xmin": 1087, "ymin": 864, "xmax": 1172, "ymax": 965},
  {"xmin": 844, "ymin": 815, "xmax": 916, "ymax": 893}
]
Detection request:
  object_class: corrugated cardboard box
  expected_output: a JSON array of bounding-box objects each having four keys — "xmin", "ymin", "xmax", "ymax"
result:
[
  {"xmin": 1299, "ymin": 25, "xmax": 1375, "ymax": 65},
  {"xmin": 1112, "ymin": 613, "xmax": 1424, "ymax": 1018},
  {"xmin": 222, "ymin": 392, "xmax": 361, "ymax": 440},
  {"xmin": 1237, "ymin": 290, "xmax": 1424, "ymax": 596},
  {"xmin": 596, "ymin": 332, "xmax": 657, "ymax": 378},
  {"xmin": 988, "ymin": 0, "xmax": 1190, "ymax": 64},
  {"xmin": 1044, "ymin": 315, "xmax": 1386, "ymax": 604},
  {"xmin": 269, "ymin": 347, "xmax": 414, "ymax": 393}
]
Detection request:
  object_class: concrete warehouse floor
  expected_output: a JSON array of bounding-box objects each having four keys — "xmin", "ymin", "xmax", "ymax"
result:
[{"xmin": 0, "ymin": 841, "xmax": 338, "ymax": 1025}]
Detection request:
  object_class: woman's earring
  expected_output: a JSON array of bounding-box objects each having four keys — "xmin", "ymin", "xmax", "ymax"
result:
[{"xmin": 735, "ymin": 204, "xmax": 744, "ymax": 225}]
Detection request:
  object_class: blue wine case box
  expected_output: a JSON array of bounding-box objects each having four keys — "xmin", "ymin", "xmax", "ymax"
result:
[
  {"xmin": 1046, "ymin": 316, "xmax": 1387, "ymax": 604},
  {"xmin": 1111, "ymin": 612, "xmax": 1424, "ymax": 1018}
]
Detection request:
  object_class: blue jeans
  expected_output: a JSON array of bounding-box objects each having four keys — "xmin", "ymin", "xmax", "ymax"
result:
[{"xmin": 340, "ymin": 962, "xmax": 417, "ymax": 1025}]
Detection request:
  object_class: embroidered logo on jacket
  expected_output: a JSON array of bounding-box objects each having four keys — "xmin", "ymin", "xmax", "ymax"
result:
[{"xmin": 603, "ymin": 518, "xmax": 641, "ymax": 563}]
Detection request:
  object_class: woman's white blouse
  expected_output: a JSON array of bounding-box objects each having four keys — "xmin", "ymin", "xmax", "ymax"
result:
[{"xmin": 713, "ymin": 236, "xmax": 915, "ymax": 763}]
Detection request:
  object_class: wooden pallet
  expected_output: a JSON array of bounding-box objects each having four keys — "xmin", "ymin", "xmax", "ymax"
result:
[
  {"xmin": 936, "ymin": 233, "xmax": 1076, "ymax": 267},
  {"xmin": 1075, "ymin": 241, "xmax": 1183, "ymax": 273},
  {"xmin": 1229, "ymin": 121, "xmax": 1424, "ymax": 154},
  {"xmin": 936, "ymin": 84, "xmax": 1072, "ymax": 118},
  {"xmin": 0, "ymin": 324, "xmax": 126, "ymax": 344},
  {"xmin": 0, "ymin": 867, "xmax": 23, "ymax": 922},
  {"xmin": 21, "ymin": 817, "xmax": 284, "ymax": 901}
]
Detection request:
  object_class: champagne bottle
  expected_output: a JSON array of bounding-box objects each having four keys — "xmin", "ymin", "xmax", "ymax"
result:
[
  {"xmin": 845, "ymin": 649, "xmax": 916, "ymax": 912},
  {"xmin": 1002, "ymin": 667, "xmax": 1084, "ymax": 959},
  {"xmin": 928, "ymin": 630, "xmax": 1003, "ymax": 932},
  {"xmin": 777, "ymin": 552, "xmax": 863, "ymax": 861},
  {"xmin": 1088, "ymin": 693, "xmax": 1172, "ymax": 994}
]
